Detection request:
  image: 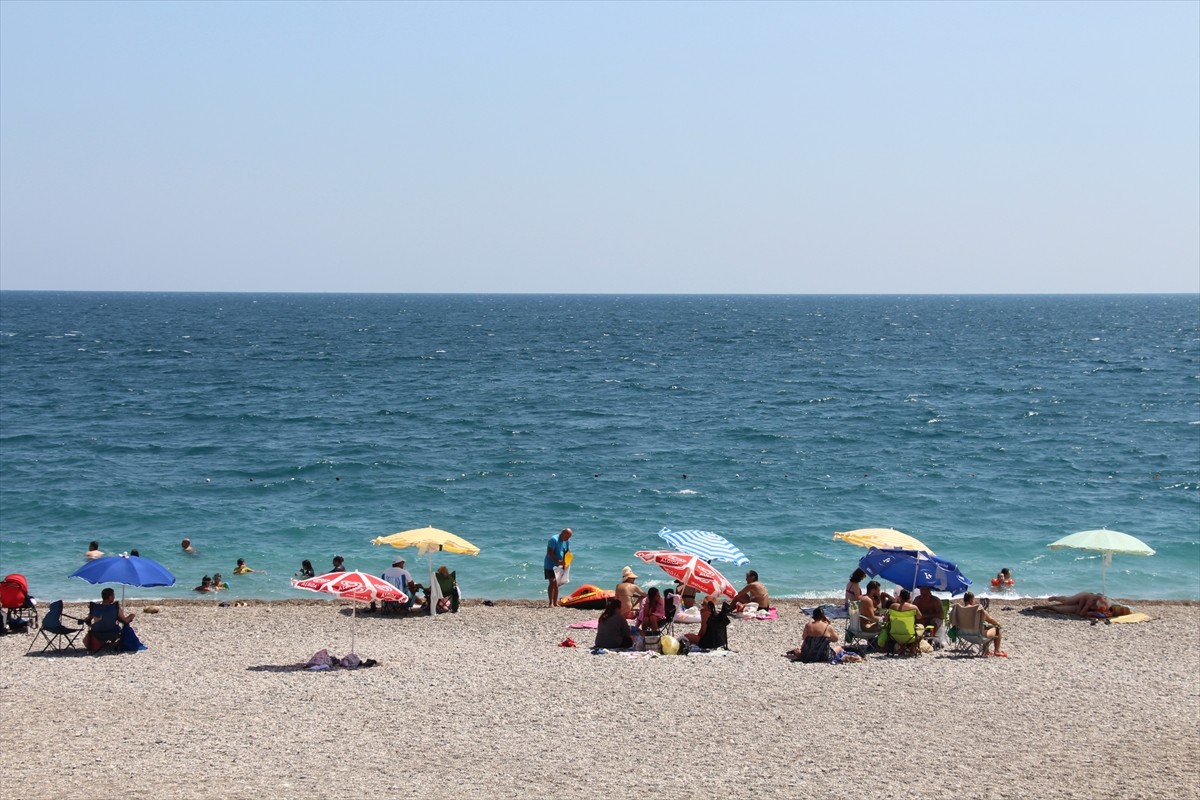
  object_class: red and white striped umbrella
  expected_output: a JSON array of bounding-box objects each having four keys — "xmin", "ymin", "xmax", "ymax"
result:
[
  {"xmin": 292, "ymin": 571, "xmax": 407, "ymax": 654},
  {"xmin": 634, "ymin": 550, "xmax": 737, "ymax": 600}
]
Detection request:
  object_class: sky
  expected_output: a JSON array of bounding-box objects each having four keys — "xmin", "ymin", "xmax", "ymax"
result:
[{"xmin": 1, "ymin": 0, "xmax": 1197, "ymax": 294}]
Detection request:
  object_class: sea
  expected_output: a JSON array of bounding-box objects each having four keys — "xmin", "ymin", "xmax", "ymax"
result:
[{"xmin": 1, "ymin": 292, "xmax": 1197, "ymax": 603}]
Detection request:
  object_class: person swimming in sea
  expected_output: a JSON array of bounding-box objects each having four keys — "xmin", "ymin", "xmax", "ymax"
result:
[{"xmin": 992, "ymin": 567, "xmax": 1015, "ymax": 591}]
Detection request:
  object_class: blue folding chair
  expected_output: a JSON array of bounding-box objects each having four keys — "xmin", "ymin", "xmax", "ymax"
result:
[{"xmin": 27, "ymin": 601, "xmax": 85, "ymax": 655}]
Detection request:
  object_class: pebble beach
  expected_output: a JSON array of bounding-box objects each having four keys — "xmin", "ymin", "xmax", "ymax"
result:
[{"xmin": 1, "ymin": 597, "xmax": 1197, "ymax": 799}]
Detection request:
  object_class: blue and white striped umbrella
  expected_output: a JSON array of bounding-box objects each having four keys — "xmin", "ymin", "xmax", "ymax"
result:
[{"xmin": 658, "ymin": 528, "xmax": 749, "ymax": 566}]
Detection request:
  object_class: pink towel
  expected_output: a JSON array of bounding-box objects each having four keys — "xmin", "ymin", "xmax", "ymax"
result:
[{"xmin": 567, "ymin": 619, "xmax": 599, "ymax": 629}]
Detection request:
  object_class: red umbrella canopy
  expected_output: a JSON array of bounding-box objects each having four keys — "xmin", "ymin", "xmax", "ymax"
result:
[
  {"xmin": 292, "ymin": 571, "xmax": 407, "ymax": 604},
  {"xmin": 634, "ymin": 550, "xmax": 737, "ymax": 600}
]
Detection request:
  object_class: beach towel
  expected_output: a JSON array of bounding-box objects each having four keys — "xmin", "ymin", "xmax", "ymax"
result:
[
  {"xmin": 567, "ymin": 619, "xmax": 599, "ymax": 629},
  {"xmin": 1109, "ymin": 612, "xmax": 1151, "ymax": 624},
  {"xmin": 801, "ymin": 604, "xmax": 847, "ymax": 620}
]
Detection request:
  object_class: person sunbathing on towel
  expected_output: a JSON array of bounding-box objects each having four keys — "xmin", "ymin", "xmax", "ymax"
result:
[
  {"xmin": 1031, "ymin": 592, "xmax": 1131, "ymax": 618},
  {"xmin": 733, "ymin": 570, "xmax": 769, "ymax": 612}
]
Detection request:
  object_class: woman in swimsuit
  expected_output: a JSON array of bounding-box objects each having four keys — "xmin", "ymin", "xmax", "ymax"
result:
[
  {"xmin": 1032, "ymin": 592, "xmax": 1131, "ymax": 618},
  {"xmin": 845, "ymin": 568, "xmax": 866, "ymax": 609}
]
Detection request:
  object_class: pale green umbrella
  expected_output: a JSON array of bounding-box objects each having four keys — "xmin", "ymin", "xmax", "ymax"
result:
[{"xmin": 1047, "ymin": 529, "xmax": 1155, "ymax": 594}]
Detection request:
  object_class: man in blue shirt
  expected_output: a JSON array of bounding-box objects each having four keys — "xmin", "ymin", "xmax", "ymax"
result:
[{"xmin": 544, "ymin": 528, "xmax": 573, "ymax": 608}]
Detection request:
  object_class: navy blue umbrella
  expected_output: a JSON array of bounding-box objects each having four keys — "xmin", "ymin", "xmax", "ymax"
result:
[
  {"xmin": 70, "ymin": 554, "xmax": 176, "ymax": 603},
  {"xmin": 858, "ymin": 547, "xmax": 971, "ymax": 596}
]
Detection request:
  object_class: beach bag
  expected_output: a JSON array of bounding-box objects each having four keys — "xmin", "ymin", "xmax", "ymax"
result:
[
  {"xmin": 553, "ymin": 565, "xmax": 571, "ymax": 587},
  {"xmin": 120, "ymin": 625, "xmax": 147, "ymax": 652}
]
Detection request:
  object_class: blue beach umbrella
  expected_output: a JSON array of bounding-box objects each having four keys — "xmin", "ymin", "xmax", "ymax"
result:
[
  {"xmin": 70, "ymin": 554, "xmax": 176, "ymax": 604},
  {"xmin": 658, "ymin": 528, "xmax": 749, "ymax": 566},
  {"xmin": 857, "ymin": 547, "xmax": 971, "ymax": 596}
]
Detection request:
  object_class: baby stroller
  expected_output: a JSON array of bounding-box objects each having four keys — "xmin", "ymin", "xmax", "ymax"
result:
[{"xmin": 1, "ymin": 574, "xmax": 39, "ymax": 633}]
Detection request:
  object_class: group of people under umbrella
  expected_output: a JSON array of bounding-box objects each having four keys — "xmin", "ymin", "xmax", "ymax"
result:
[{"xmin": 27, "ymin": 524, "xmax": 1154, "ymax": 659}]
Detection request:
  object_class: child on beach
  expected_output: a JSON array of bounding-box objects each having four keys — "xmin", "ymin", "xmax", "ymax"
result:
[{"xmin": 211, "ymin": 573, "xmax": 227, "ymax": 590}]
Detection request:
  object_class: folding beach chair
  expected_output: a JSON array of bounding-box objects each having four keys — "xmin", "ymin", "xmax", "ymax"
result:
[
  {"xmin": 27, "ymin": 601, "xmax": 85, "ymax": 655},
  {"xmin": 845, "ymin": 601, "xmax": 879, "ymax": 647},
  {"xmin": 880, "ymin": 608, "xmax": 920, "ymax": 655},
  {"xmin": 949, "ymin": 604, "xmax": 989, "ymax": 657},
  {"xmin": 1, "ymin": 573, "xmax": 39, "ymax": 632}
]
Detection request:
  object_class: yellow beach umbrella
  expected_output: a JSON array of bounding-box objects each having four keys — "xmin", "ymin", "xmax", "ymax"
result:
[
  {"xmin": 372, "ymin": 526, "xmax": 481, "ymax": 556},
  {"xmin": 833, "ymin": 528, "xmax": 934, "ymax": 555},
  {"xmin": 371, "ymin": 527, "xmax": 480, "ymax": 616}
]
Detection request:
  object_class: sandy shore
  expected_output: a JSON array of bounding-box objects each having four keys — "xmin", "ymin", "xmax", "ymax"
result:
[{"xmin": 1, "ymin": 597, "xmax": 1197, "ymax": 800}]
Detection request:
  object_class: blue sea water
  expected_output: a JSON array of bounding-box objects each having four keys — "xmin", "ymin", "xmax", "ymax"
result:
[{"xmin": 1, "ymin": 292, "xmax": 1197, "ymax": 602}]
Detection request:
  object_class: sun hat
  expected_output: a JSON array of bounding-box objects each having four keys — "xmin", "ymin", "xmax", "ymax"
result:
[
  {"xmin": 393, "ymin": 558, "xmax": 405, "ymax": 566},
  {"xmin": 621, "ymin": 566, "xmax": 638, "ymax": 581}
]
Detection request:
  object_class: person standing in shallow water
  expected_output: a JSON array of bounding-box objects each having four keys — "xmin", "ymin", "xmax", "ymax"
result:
[{"xmin": 544, "ymin": 528, "xmax": 572, "ymax": 608}]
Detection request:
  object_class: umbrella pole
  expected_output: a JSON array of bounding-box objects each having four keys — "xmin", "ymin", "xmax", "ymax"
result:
[
  {"xmin": 428, "ymin": 555, "xmax": 437, "ymax": 617},
  {"xmin": 350, "ymin": 603, "xmax": 357, "ymax": 656}
]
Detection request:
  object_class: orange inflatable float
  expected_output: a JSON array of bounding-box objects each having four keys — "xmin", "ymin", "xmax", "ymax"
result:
[{"xmin": 559, "ymin": 584, "xmax": 614, "ymax": 610}]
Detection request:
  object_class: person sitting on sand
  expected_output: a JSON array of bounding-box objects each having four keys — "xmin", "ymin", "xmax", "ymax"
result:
[
  {"xmin": 295, "ymin": 560, "xmax": 315, "ymax": 579},
  {"xmin": 733, "ymin": 570, "xmax": 769, "ymax": 612},
  {"xmin": 615, "ymin": 566, "xmax": 646, "ymax": 619},
  {"xmin": 637, "ymin": 587, "xmax": 666, "ymax": 634},
  {"xmin": 1031, "ymin": 592, "xmax": 1131, "ymax": 618},
  {"xmin": 234, "ymin": 558, "xmax": 263, "ymax": 575},
  {"xmin": 211, "ymin": 573, "xmax": 227, "ymax": 590},
  {"xmin": 960, "ymin": 592, "xmax": 1006, "ymax": 657},
  {"xmin": 181, "ymin": 538, "xmax": 197, "ymax": 554},
  {"xmin": 786, "ymin": 606, "xmax": 843, "ymax": 662},
  {"xmin": 914, "ymin": 586, "xmax": 945, "ymax": 634},
  {"xmin": 845, "ymin": 568, "xmax": 866, "ymax": 608},
  {"xmin": 683, "ymin": 599, "xmax": 732, "ymax": 650},
  {"xmin": 595, "ymin": 598, "xmax": 634, "ymax": 649},
  {"xmin": 85, "ymin": 541, "xmax": 104, "ymax": 560},
  {"xmin": 857, "ymin": 580, "xmax": 884, "ymax": 632}
]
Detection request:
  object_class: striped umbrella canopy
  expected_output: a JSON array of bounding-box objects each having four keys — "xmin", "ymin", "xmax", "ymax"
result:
[{"xmin": 658, "ymin": 528, "xmax": 749, "ymax": 565}]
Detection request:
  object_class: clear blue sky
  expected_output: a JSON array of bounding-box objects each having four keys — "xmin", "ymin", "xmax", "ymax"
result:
[{"xmin": 1, "ymin": 0, "xmax": 1197, "ymax": 293}]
